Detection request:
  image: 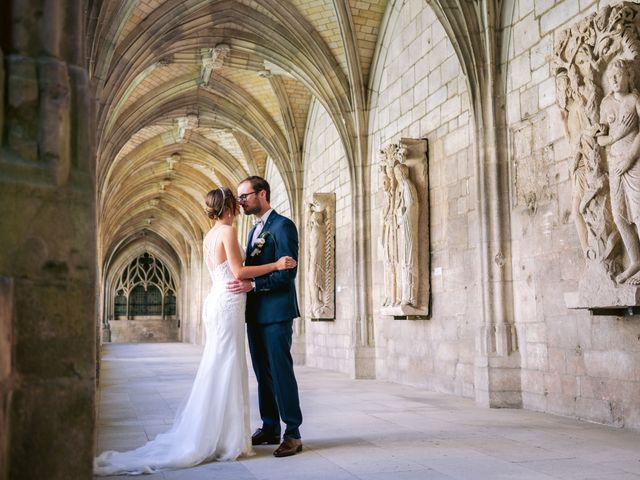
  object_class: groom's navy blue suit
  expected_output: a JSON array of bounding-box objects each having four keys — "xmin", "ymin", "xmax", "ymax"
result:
[{"xmin": 245, "ymin": 210, "xmax": 303, "ymax": 439}]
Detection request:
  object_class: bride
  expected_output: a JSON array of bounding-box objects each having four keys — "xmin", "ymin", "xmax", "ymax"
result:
[{"xmin": 94, "ymin": 187, "xmax": 297, "ymax": 476}]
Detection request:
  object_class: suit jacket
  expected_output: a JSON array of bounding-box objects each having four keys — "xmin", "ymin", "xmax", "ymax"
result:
[{"xmin": 245, "ymin": 210, "xmax": 300, "ymax": 324}]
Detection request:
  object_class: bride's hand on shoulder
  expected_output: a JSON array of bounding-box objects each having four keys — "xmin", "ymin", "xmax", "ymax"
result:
[{"xmin": 275, "ymin": 256, "xmax": 296, "ymax": 270}]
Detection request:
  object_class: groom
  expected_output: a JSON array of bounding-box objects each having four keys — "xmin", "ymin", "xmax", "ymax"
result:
[{"xmin": 227, "ymin": 176, "xmax": 303, "ymax": 457}]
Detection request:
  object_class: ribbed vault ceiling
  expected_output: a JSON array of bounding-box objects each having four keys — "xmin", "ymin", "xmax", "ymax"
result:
[{"xmin": 89, "ymin": 0, "xmax": 387, "ymax": 269}]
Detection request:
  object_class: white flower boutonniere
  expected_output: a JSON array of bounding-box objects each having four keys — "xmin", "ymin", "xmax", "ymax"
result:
[{"xmin": 250, "ymin": 232, "xmax": 269, "ymax": 257}]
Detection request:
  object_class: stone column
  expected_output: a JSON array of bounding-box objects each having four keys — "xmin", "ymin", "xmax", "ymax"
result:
[
  {"xmin": 0, "ymin": 1, "xmax": 96, "ymax": 478},
  {"xmin": 0, "ymin": 277, "xmax": 13, "ymax": 480},
  {"xmin": 428, "ymin": 0, "xmax": 522, "ymax": 408}
]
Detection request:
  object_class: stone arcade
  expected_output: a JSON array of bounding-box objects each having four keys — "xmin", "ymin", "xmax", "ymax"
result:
[{"xmin": 1, "ymin": 1, "xmax": 640, "ymax": 479}]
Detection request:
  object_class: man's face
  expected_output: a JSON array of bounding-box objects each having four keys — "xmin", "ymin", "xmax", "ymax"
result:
[{"xmin": 237, "ymin": 181, "xmax": 261, "ymax": 216}]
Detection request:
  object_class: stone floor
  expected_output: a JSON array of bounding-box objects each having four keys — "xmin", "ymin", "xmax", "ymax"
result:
[{"xmin": 95, "ymin": 343, "xmax": 640, "ymax": 480}]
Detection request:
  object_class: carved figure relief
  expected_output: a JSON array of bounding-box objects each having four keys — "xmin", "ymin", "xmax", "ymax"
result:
[
  {"xmin": 381, "ymin": 168, "xmax": 398, "ymax": 306},
  {"xmin": 555, "ymin": 2, "xmax": 640, "ymax": 307},
  {"xmin": 598, "ymin": 59, "xmax": 640, "ymax": 284},
  {"xmin": 556, "ymin": 71, "xmax": 590, "ymax": 253},
  {"xmin": 394, "ymin": 163, "xmax": 419, "ymax": 305},
  {"xmin": 306, "ymin": 193, "xmax": 335, "ymax": 320},
  {"xmin": 378, "ymin": 139, "xmax": 430, "ymax": 317}
]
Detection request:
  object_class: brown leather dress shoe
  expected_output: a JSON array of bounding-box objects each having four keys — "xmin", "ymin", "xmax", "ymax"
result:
[
  {"xmin": 251, "ymin": 428, "xmax": 280, "ymax": 446},
  {"xmin": 273, "ymin": 437, "xmax": 303, "ymax": 457}
]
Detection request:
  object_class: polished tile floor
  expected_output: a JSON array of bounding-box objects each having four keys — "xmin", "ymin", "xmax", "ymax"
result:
[{"xmin": 95, "ymin": 343, "xmax": 640, "ymax": 479}]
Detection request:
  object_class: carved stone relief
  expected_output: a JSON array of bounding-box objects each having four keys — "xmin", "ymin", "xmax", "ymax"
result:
[
  {"xmin": 511, "ymin": 114, "xmax": 553, "ymax": 213},
  {"xmin": 378, "ymin": 138, "xmax": 430, "ymax": 317},
  {"xmin": 554, "ymin": 2, "xmax": 640, "ymax": 308},
  {"xmin": 176, "ymin": 113, "xmax": 199, "ymax": 143},
  {"xmin": 200, "ymin": 44, "xmax": 230, "ymax": 86},
  {"xmin": 305, "ymin": 193, "xmax": 335, "ymax": 320}
]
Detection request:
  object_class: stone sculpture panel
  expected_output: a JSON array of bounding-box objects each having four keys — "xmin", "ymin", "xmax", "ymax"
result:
[
  {"xmin": 554, "ymin": 1, "xmax": 640, "ymax": 308},
  {"xmin": 378, "ymin": 138, "xmax": 430, "ymax": 317},
  {"xmin": 305, "ymin": 193, "xmax": 335, "ymax": 320}
]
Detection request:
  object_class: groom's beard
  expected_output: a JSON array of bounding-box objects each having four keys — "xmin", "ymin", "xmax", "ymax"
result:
[{"xmin": 241, "ymin": 204, "xmax": 261, "ymax": 215}]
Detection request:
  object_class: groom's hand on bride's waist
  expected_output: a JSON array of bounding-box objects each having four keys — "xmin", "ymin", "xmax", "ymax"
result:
[{"xmin": 227, "ymin": 279, "xmax": 253, "ymax": 294}]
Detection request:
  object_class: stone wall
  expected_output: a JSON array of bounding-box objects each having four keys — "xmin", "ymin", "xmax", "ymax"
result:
[
  {"xmin": 302, "ymin": 100, "xmax": 356, "ymax": 375},
  {"xmin": 505, "ymin": 0, "xmax": 640, "ymax": 429},
  {"xmin": 265, "ymin": 157, "xmax": 292, "ymax": 218},
  {"xmin": 366, "ymin": 0, "xmax": 478, "ymax": 396},
  {"xmin": 110, "ymin": 319, "xmax": 180, "ymax": 343}
]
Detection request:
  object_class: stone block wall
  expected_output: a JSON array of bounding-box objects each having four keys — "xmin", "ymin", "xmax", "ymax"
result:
[
  {"xmin": 110, "ymin": 319, "xmax": 180, "ymax": 343},
  {"xmin": 365, "ymin": 0, "xmax": 478, "ymax": 396},
  {"xmin": 302, "ymin": 100, "xmax": 356, "ymax": 376},
  {"xmin": 504, "ymin": 0, "xmax": 640, "ymax": 428},
  {"xmin": 265, "ymin": 157, "xmax": 292, "ymax": 218}
]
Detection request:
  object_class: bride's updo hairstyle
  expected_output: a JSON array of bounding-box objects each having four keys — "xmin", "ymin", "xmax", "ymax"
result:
[{"xmin": 204, "ymin": 187, "xmax": 237, "ymax": 220}]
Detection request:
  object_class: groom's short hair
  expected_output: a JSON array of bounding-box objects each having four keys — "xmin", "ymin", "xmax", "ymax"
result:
[{"xmin": 241, "ymin": 176, "xmax": 271, "ymax": 202}]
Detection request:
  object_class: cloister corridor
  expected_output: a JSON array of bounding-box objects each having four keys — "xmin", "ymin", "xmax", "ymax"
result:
[
  {"xmin": 95, "ymin": 343, "xmax": 640, "ymax": 480},
  {"xmin": 4, "ymin": 0, "xmax": 640, "ymax": 478}
]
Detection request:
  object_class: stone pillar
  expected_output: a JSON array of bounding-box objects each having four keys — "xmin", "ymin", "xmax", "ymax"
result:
[
  {"xmin": 0, "ymin": 1, "xmax": 96, "ymax": 478},
  {"xmin": 0, "ymin": 277, "xmax": 14, "ymax": 480},
  {"xmin": 462, "ymin": 2, "xmax": 522, "ymax": 409}
]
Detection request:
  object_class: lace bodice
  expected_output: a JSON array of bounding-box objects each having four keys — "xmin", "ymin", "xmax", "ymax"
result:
[{"xmin": 203, "ymin": 227, "xmax": 243, "ymax": 282}]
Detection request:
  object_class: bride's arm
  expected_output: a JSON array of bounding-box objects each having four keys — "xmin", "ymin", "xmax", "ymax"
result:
[{"xmin": 221, "ymin": 226, "xmax": 295, "ymax": 280}]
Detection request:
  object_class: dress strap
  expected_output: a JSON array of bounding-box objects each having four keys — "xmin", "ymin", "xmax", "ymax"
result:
[{"xmin": 204, "ymin": 227, "xmax": 224, "ymax": 272}]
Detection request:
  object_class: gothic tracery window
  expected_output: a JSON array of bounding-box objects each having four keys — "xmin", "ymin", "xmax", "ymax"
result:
[{"xmin": 113, "ymin": 252, "xmax": 177, "ymax": 318}]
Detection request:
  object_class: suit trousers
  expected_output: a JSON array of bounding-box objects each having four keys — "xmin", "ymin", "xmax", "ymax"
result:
[{"xmin": 247, "ymin": 320, "xmax": 302, "ymax": 439}]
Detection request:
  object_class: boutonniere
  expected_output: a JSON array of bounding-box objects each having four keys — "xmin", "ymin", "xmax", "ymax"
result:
[{"xmin": 250, "ymin": 231, "xmax": 270, "ymax": 257}]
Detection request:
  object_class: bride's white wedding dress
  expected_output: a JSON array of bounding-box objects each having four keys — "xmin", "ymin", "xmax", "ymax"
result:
[{"xmin": 95, "ymin": 229, "xmax": 253, "ymax": 475}]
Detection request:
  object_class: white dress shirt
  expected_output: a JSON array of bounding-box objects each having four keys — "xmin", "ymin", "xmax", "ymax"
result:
[{"xmin": 251, "ymin": 208, "xmax": 273, "ymax": 245}]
